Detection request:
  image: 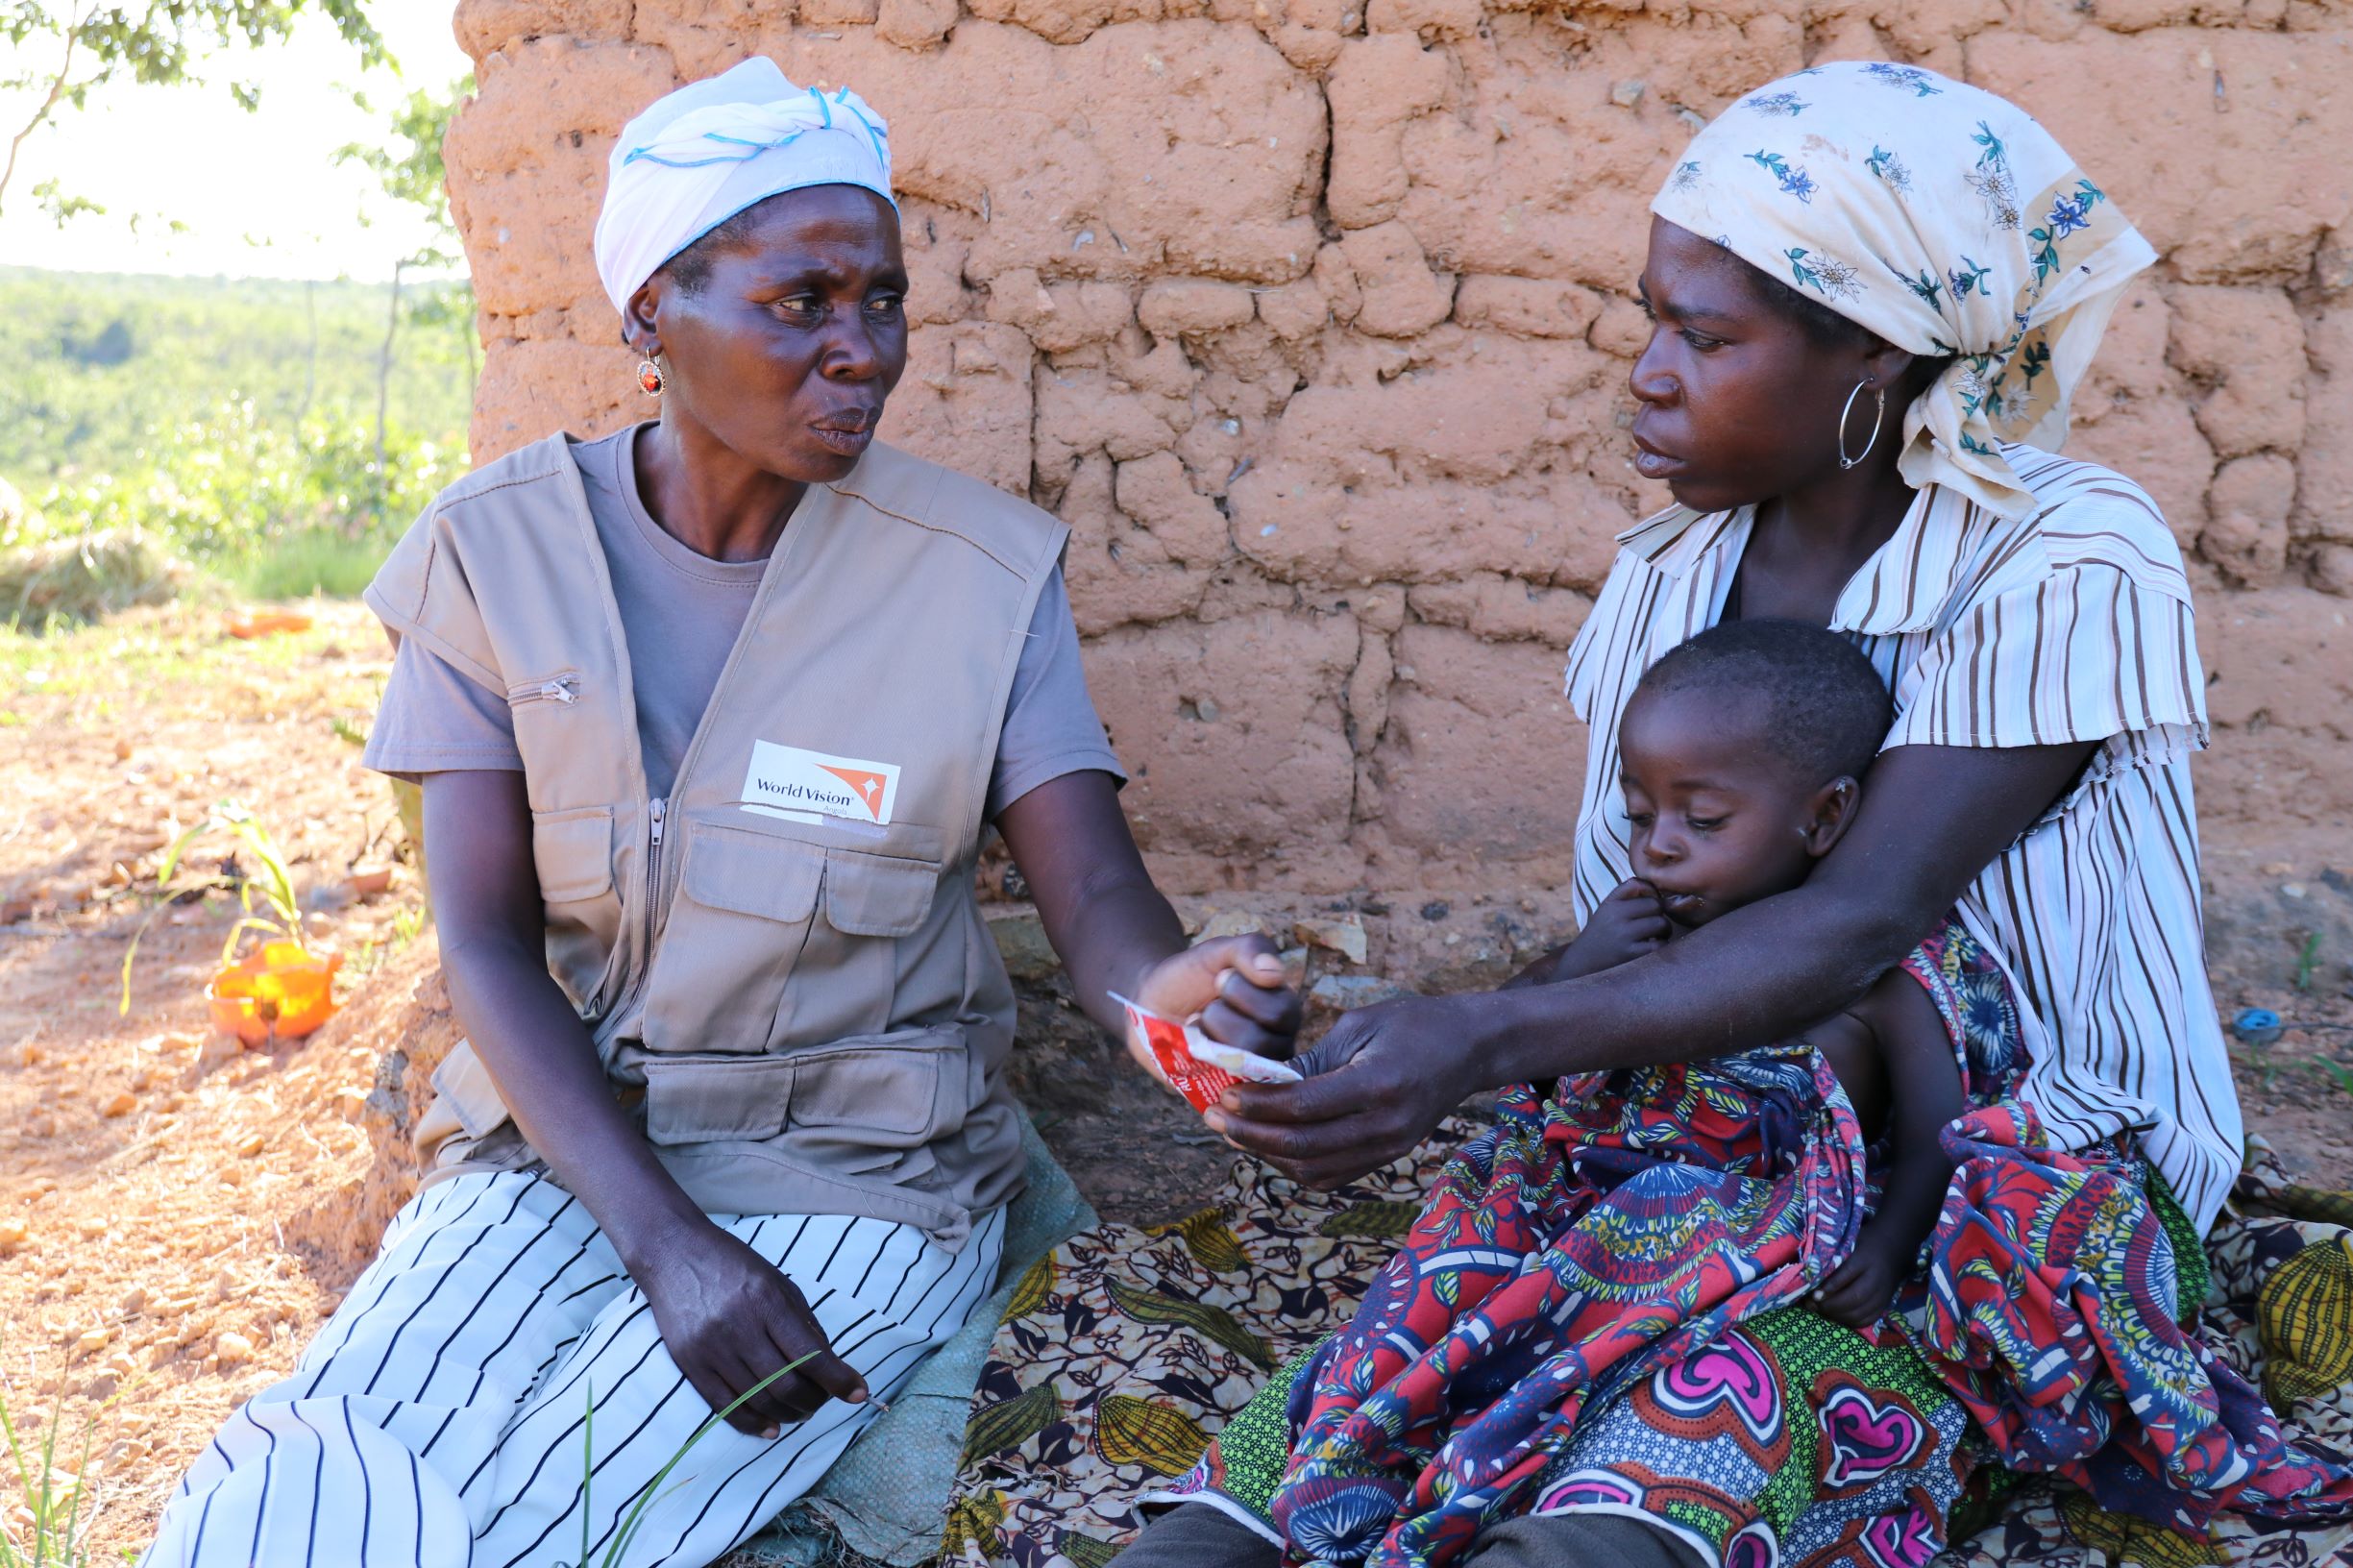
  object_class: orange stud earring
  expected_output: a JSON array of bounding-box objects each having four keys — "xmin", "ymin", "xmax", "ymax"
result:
[{"xmin": 637, "ymin": 356, "xmax": 663, "ymax": 396}]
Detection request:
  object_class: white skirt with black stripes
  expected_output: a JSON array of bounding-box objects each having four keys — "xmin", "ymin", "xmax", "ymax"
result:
[{"xmin": 141, "ymin": 1172, "xmax": 1005, "ymax": 1568}]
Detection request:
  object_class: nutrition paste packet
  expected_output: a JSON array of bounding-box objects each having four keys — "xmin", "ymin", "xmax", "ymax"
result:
[{"xmin": 1110, "ymin": 992, "xmax": 1302, "ymax": 1113}]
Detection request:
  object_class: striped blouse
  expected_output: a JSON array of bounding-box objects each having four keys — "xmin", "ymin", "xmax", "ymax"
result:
[{"xmin": 1561, "ymin": 445, "xmax": 2241, "ymax": 1232}]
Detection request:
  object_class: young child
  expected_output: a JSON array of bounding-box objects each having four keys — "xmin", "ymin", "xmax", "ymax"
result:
[{"xmin": 1557, "ymin": 616, "xmax": 1964, "ymax": 1328}]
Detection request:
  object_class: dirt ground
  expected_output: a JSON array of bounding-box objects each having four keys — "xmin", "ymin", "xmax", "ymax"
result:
[{"xmin": 2, "ymin": 600, "xmax": 2347, "ymax": 1557}]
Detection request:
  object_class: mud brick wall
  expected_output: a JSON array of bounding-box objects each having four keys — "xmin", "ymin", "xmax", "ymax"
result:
[{"xmin": 443, "ymin": 0, "xmax": 2353, "ymax": 895}]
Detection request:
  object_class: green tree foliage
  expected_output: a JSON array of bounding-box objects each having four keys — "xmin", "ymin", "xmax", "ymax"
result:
[
  {"xmin": 2, "ymin": 1, "xmax": 389, "ymax": 220},
  {"xmin": 336, "ymin": 75, "xmax": 466, "ymax": 266}
]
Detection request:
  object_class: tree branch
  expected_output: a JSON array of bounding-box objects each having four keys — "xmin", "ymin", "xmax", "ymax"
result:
[{"xmin": 1, "ymin": 2, "xmax": 93, "ymax": 219}]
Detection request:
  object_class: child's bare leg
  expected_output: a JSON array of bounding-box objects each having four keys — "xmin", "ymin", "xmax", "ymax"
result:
[{"xmin": 1806, "ymin": 1012, "xmax": 1891, "ymax": 1136}]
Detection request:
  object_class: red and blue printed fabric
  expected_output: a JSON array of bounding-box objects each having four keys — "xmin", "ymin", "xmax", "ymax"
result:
[{"xmin": 1251, "ymin": 919, "xmax": 2352, "ymax": 1568}]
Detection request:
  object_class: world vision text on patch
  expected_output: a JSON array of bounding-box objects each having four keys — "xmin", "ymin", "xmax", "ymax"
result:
[{"xmin": 741, "ymin": 740, "xmax": 902, "ymax": 827}]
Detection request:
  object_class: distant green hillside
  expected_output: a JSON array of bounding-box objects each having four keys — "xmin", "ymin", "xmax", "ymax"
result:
[
  {"xmin": 1, "ymin": 268, "xmax": 477, "ymax": 605},
  {"xmin": 2, "ymin": 268, "xmax": 474, "ymax": 482}
]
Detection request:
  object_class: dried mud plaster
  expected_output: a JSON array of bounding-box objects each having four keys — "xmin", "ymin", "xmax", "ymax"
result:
[{"xmin": 447, "ymin": 0, "xmax": 2353, "ymax": 895}]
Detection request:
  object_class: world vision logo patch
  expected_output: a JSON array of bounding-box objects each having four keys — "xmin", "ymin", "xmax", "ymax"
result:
[{"xmin": 741, "ymin": 741, "xmax": 900, "ymax": 826}]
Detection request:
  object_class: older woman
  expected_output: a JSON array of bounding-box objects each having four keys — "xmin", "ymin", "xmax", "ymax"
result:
[
  {"xmin": 142, "ymin": 60, "xmax": 1296, "ymax": 1568},
  {"xmin": 1114, "ymin": 61, "xmax": 2348, "ymax": 1568}
]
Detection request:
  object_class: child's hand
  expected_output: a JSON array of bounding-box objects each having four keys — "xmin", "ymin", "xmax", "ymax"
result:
[
  {"xmin": 1812, "ymin": 1227, "xmax": 1914, "ymax": 1330},
  {"xmin": 1555, "ymin": 878, "xmax": 1671, "ymax": 979}
]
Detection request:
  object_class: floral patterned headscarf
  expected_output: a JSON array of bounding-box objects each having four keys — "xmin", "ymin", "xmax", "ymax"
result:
[{"xmin": 1651, "ymin": 61, "xmax": 2156, "ymax": 519}]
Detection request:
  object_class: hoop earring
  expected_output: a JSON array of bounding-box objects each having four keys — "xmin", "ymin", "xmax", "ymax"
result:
[
  {"xmin": 637, "ymin": 356, "xmax": 664, "ymax": 396},
  {"xmin": 1836, "ymin": 380, "xmax": 1885, "ymax": 470}
]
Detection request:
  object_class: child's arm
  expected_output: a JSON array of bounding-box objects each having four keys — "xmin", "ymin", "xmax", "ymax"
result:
[
  {"xmin": 1812, "ymin": 966, "xmax": 1966, "ymax": 1330},
  {"xmin": 1505, "ymin": 878, "xmax": 1672, "ymax": 988}
]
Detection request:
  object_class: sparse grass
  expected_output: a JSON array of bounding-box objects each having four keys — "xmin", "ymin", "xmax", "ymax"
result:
[
  {"xmin": 0, "ymin": 1365, "xmax": 110, "ymax": 1568},
  {"xmin": 212, "ymin": 528, "xmax": 392, "ymax": 602},
  {"xmin": 348, "ymin": 904, "xmax": 428, "ymax": 978},
  {"xmin": 0, "ymin": 603, "xmax": 383, "ymax": 727},
  {"xmin": 120, "ymin": 801, "xmax": 316, "ymax": 1015}
]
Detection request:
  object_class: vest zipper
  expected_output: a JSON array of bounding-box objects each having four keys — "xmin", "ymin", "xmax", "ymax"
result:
[
  {"xmin": 606, "ymin": 493, "xmax": 802, "ymax": 1031},
  {"xmin": 578, "ymin": 747, "xmax": 643, "ymax": 1025},
  {"xmin": 507, "ymin": 673, "xmax": 581, "ymax": 707},
  {"xmin": 641, "ymin": 796, "xmax": 667, "ymax": 977}
]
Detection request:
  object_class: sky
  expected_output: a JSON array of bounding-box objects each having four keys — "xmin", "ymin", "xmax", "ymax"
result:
[{"xmin": 0, "ymin": 7, "xmax": 474, "ymax": 282}]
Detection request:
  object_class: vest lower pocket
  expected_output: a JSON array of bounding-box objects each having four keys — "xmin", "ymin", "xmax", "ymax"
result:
[
  {"xmin": 639, "ymin": 1024, "xmax": 962, "ymax": 1149},
  {"xmin": 414, "ymin": 1039, "xmax": 513, "ymax": 1165}
]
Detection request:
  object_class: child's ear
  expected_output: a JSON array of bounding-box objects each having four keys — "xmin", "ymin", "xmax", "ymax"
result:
[{"xmin": 1801, "ymin": 775, "xmax": 1864, "ymax": 859}]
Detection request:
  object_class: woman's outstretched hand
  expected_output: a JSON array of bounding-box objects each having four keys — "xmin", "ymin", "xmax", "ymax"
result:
[
  {"xmin": 994, "ymin": 772, "xmax": 1302, "ymax": 1077},
  {"xmin": 1205, "ymin": 992, "xmax": 1472, "ymax": 1188},
  {"xmin": 632, "ymin": 1219, "xmax": 869, "ymax": 1438},
  {"xmin": 1131, "ymin": 933, "xmax": 1303, "ymax": 1065}
]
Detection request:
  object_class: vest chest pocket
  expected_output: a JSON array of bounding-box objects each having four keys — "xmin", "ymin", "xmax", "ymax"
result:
[
  {"xmin": 779, "ymin": 831, "xmax": 949, "ymax": 1044},
  {"xmin": 530, "ymin": 806, "xmax": 615, "ymax": 904},
  {"xmin": 821, "ymin": 842, "xmax": 944, "ymax": 937},
  {"xmin": 636, "ymin": 820, "xmax": 824, "ymax": 1057}
]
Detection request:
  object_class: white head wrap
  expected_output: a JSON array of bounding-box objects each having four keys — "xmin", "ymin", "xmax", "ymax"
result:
[
  {"xmin": 592, "ymin": 57, "xmax": 895, "ymax": 322},
  {"xmin": 1652, "ymin": 61, "xmax": 2155, "ymax": 519}
]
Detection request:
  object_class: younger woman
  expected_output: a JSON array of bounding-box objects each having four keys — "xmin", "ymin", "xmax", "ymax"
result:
[
  {"xmin": 1126, "ymin": 61, "xmax": 2352, "ymax": 1568},
  {"xmin": 1146, "ymin": 619, "xmax": 2350, "ymax": 1568}
]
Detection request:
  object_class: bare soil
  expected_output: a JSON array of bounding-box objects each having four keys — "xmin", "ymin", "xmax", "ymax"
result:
[{"xmin": 2, "ymin": 601, "xmax": 2345, "ymax": 1558}]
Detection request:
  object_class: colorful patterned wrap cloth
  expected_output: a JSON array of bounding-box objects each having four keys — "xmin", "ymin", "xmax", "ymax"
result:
[{"xmin": 1143, "ymin": 919, "xmax": 2353, "ymax": 1568}]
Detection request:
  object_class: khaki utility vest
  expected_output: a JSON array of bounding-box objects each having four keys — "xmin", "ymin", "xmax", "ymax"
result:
[{"xmin": 363, "ymin": 434, "xmax": 1066, "ymax": 1248}]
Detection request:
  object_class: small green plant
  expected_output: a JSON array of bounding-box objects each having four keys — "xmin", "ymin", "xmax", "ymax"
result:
[
  {"xmin": 2295, "ymin": 931, "xmax": 2323, "ymax": 993},
  {"xmin": 2315, "ymin": 1058, "xmax": 2353, "ymax": 1099},
  {"xmin": 0, "ymin": 1366, "xmax": 108, "ymax": 1567},
  {"xmin": 118, "ymin": 802, "xmax": 307, "ymax": 1014},
  {"xmin": 2230, "ymin": 1040, "xmax": 2282, "ymax": 1094},
  {"xmin": 563, "ymin": 1355, "xmax": 818, "ymax": 1568},
  {"xmin": 347, "ymin": 905, "xmax": 426, "ymax": 979}
]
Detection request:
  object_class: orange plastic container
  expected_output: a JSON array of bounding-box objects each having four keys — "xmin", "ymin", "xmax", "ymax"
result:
[
  {"xmin": 226, "ymin": 610, "xmax": 314, "ymax": 640},
  {"xmin": 207, "ymin": 942, "xmax": 342, "ymax": 1046}
]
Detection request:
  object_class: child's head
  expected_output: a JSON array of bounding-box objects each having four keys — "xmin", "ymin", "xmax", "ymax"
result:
[{"xmin": 1618, "ymin": 619, "xmax": 1892, "ymax": 930}]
